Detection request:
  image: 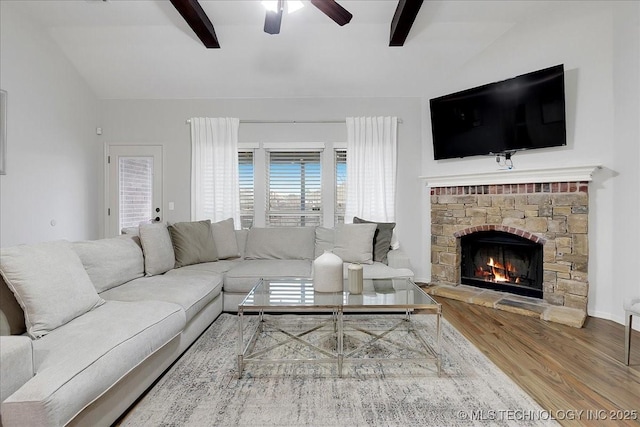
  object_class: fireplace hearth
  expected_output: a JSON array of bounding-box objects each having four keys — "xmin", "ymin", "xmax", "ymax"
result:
[{"xmin": 461, "ymin": 230, "xmax": 543, "ymax": 298}]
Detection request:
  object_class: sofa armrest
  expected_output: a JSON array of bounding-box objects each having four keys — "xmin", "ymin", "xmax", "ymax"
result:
[
  {"xmin": 387, "ymin": 249, "xmax": 411, "ymax": 270},
  {"xmin": 0, "ymin": 336, "xmax": 34, "ymax": 403}
]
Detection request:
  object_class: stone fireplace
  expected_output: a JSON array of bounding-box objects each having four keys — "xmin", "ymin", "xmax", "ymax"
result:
[{"xmin": 425, "ymin": 166, "xmax": 600, "ymax": 319}]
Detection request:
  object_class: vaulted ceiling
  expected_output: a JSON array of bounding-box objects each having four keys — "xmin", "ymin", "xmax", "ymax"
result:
[{"xmin": 5, "ymin": 0, "xmax": 610, "ymax": 99}]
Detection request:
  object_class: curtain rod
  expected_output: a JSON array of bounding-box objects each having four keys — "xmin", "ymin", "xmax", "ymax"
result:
[{"xmin": 185, "ymin": 118, "xmax": 403, "ymax": 125}]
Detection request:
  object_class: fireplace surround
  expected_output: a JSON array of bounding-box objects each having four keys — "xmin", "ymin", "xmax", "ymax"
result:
[{"xmin": 427, "ymin": 171, "xmax": 594, "ymax": 314}]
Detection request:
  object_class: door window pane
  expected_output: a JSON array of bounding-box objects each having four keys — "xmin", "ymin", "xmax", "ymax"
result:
[{"xmin": 119, "ymin": 157, "xmax": 153, "ymax": 230}]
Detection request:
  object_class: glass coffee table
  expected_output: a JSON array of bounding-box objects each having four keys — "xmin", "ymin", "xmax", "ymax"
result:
[{"xmin": 237, "ymin": 278, "xmax": 441, "ymax": 378}]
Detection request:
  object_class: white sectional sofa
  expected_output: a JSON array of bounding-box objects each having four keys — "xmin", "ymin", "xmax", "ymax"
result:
[{"xmin": 0, "ymin": 220, "xmax": 413, "ymax": 427}]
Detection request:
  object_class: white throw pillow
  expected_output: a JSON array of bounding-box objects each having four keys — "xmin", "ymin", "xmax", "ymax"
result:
[
  {"xmin": 332, "ymin": 223, "xmax": 377, "ymax": 264},
  {"xmin": 139, "ymin": 223, "xmax": 176, "ymax": 276},
  {"xmin": 211, "ymin": 218, "xmax": 240, "ymax": 259},
  {"xmin": 0, "ymin": 240, "xmax": 105, "ymax": 339},
  {"xmin": 73, "ymin": 235, "xmax": 144, "ymax": 293}
]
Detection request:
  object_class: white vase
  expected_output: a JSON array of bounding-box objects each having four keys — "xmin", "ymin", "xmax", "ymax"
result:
[{"xmin": 313, "ymin": 250, "xmax": 343, "ymax": 293}]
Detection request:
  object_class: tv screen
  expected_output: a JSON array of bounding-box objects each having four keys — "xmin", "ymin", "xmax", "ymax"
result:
[{"xmin": 430, "ymin": 65, "xmax": 567, "ymax": 160}]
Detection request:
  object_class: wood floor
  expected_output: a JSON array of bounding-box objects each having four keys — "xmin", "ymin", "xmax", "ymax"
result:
[{"xmin": 433, "ymin": 297, "xmax": 640, "ymax": 426}]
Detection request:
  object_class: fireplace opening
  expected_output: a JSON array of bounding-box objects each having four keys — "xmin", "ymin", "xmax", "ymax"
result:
[{"xmin": 460, "ymin": 231, "xmax": 543, "ymax": 298}]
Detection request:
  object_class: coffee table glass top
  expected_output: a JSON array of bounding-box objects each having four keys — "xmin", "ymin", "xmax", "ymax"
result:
[{"xmin": 239, "ymin": 278, "xmax": 439, "ymax": 311}]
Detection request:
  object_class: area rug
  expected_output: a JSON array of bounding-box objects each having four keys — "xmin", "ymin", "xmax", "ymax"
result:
[{"xmin": 119, "ymin": 313, "xmax": 557, "ymax": 426}]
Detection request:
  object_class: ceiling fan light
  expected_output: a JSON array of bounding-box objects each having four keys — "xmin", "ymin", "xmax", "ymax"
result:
[
  {"xmin": 287, "ymin": 1, "xmax": 304, "ymax": 13},
  {"xmin": 262, "ymin": 1, "xmax": 279, "ymax": 13}
]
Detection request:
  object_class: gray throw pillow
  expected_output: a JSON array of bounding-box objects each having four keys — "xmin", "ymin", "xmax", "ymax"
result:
[
  {"xmin": 332, "ymin": 223, "xmax": 377, "ymax": 264},
  {"xmin": 211, "ymin": 218, "xmax": 240, "ymax": 259},
  {"xmin": 168, "ymin": 220, "xmax": 218, "ymax": 268},
  {"xmin": 314, "ymin": 226, "xmax": 335, "ymax": 259},
  {"xmin": 0, "ymin": 240, "xmax": 105, "ymax": 339},
  {"xmin": 139, "ymin": 223, "xmax": 176, "ymax": 276},
  {"xmin": 353, "ymin": 217, "xmax": 396, "ymax": 264}
]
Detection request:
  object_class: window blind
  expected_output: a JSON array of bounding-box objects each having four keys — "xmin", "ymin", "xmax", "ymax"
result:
[
  {"xmin": 335, "ymin": 149, "xmax": 347, "ymax": 225},
  {"xmin": 267, "ymin": 151, "xmax": 322, "ymax": 227},
  {"xmin": 238, "ymin": 151, "xmax": 254, "ymax": 229}
]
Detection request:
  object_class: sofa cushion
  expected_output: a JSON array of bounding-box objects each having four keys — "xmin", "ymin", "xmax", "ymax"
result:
[
  {"xmin": 224, "ymin": 260, "xmax": 312, "ymax": 293},
  {"xmin": 166, "ymin": 260, "xmax": 240, "ymax": 276},
  {"xmin": 0, "ymin": 336, "xmax": 34, "ymax": 403},
  {"xmin": 100, "ymin": 274, "xmax": 222, "ymax": 323},
  {"xmin": 139, "ymin": 223, "xmax": 176, "ymax": 276},
  {"xmin": 73, "ymin": 235, "xmax": 145, "ymax": 293},
  {"xmin": 353, "ymin": 217, "xmax": 396, "ymax": 264},
  {"xmin": 168, "ymin": 220, "xmax": 218, "ymax": 268},
  {"xmin": 332, "ymin": 223, "xmax": 377, "ymax": 264},
  {"xmin": 244, "ymin": 227, "xmax": 315, "ymax": 260},
  {"xmin": 1, "ymin": 300, "xmax": 185, "ymax": 427},
  {"xmin": 211, "ymin": 218, "xmax": 240, "ymax": 259},
  {"xmin": 314, "ymin": 227, "xmax": 335, "ymax": 259},
  {"xmin": 0, "ymin": 241, "xmax": 105, "ymax": 339}
]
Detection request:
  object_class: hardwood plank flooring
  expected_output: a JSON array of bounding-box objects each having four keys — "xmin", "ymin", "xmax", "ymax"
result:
[{"xmin": 432, "ymin": 297, "xmax": 640, "ymax": 426}]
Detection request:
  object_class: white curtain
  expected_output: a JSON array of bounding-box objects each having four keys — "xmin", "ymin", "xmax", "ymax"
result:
[
  {"xmin": 344, "ymin": 116, "xmax": 398, "ymax": 223},
  {"xmin": 190, "ymin": 117, "xmax": 241, "ymax": 226}
]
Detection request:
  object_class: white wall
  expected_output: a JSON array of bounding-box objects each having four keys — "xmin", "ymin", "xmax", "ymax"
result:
[
  {"xmin": 0, "ymin": 3, "xmax": 101, "ymax": 246},
  {"xmin": 98, "ymin": 97, "xmax": 425, "ymax": 278},
  {"xmin": 421, "ymin": 3, "xmax": 640, "ymax": 325}
]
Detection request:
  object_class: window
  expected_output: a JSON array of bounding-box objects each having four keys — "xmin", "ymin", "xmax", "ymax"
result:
[
  {"xmin": 335, "ymin": 149, "xmax": 347, "ymax": 224},
  {"xmin": 236, "ymin": 143, "xmax": 343, "ymax": 228},
  {"xmin": 238, "ymin": 151, "xmax": 254, "ymax": 229},
  {"xmin": 267, "ymin": 151, "xmax": 322, "ymax": 227}
]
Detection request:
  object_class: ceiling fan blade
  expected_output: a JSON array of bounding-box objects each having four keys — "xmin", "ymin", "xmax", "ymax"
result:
[
  {"xmin": 170, "ymin": 0, "xmax": 220, "ymax": 48},
  {"xmin": 264, "ymin": 9, "xmax": 284, "ymax": 35},
  {"xmin": 310, "ymin": 0, "xmax": 353, "ymax": 26}
]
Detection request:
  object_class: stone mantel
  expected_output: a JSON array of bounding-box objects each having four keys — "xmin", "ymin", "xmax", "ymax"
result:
[{"xmin": 420, "ymin": 165, "xmax": 602, "ymax": 188}]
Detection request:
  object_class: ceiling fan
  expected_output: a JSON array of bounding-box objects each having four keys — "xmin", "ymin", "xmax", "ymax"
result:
[
  {"xmin": 263, "ymin": 0, "xmax": 353, "ymax": 35},
  {"xmin": 170, "ymin": 0, "xmax": 423, "ymax": 49}
]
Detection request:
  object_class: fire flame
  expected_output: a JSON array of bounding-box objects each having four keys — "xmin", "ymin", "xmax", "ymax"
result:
[{"xmin": 475, "ymin": 257, "xmax": 519, "ymax": 284}]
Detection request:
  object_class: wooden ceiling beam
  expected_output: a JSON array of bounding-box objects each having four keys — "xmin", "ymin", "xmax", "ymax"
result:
[
  {"xmin": 170, "ymin": 0, "xmax": 220, "ymax": 49},
  {"xmin": 390, "ymin": 0, "xmax": 424, "ymax": 47}
]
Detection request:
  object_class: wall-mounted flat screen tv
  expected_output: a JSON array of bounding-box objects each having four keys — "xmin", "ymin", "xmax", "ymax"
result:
[{"xmin": 430, "ymin": 64, "xmax": 566, "ymax": 160}]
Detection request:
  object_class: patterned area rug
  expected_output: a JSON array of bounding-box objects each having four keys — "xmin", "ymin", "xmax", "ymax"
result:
[{"xmin": 119, "ymin": 313, "xmax": 557, "ymax": 426}]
